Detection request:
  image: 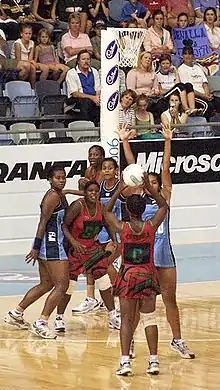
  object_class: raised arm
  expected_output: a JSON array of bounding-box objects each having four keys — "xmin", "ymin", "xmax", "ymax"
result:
[
  {"xmin": 116, "ymin": 124, "xmax": 136, "ymax": 165},
  {"xmin": 104, "ymin": 182, "xmax": 126, "ymax": 233},
  {"xmin": 161, "ymin": 123, "xmax": 173, "ymax": 203}
]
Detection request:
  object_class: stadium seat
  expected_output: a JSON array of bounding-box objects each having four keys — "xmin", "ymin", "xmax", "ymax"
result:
[
  {"xmin": 41, "ymin": 95, "xmax": 67, "ymax": 115},
  {"xmin": 46, "ymin": 136, "xmax": 74, "ymax": 144},
  {"xmin": 0, "ymin": 83, "xmax": 3, "ymax": 97},
  {"xmin": 9, "ymin": 123, "xmax": 41, "ymax": 145},
  {"xmin": 40, "ymin": 121, "xmax": 66, "ymax": 139},
  {"xmin": 0, "ymin": 125, "xmax": 15, "ymax": 145},
  {"xmin": 0, "ymin": 96, "xmax": 11, "ymax": 116},
  {"xmin": 5, "ymin": 81, "xmax": 34, "ymax": 99},
  {"xmin": 207, "ymin": 76, "xmax": 220, "ymax": 97},
  {"xmin": 67, "ymin": 121, "xmax": 99, "ymax": 142},
  {"xmin": 186, "ymin": 117, "xmax": 209, "ymax": 137},
  {"xmin": 4, "ymin": 81, "xmax": 38, "ymax": 117},
  {"xmin": 35, "ymin": 80, "xmax": 61, "ymax": 99}
]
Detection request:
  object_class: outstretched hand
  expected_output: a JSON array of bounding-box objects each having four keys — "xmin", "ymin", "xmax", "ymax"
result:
[
  {"xmin": 160, "ymin": 123, "xmax": 174, "ymax": 141},
  {"xmin": 115, "ymin": 123, "xmax": 136, "ymax": 141}
]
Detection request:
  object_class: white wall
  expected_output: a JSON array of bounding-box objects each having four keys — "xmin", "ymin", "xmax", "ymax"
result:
[{"xmin": 0, "ymin": 143, "xmax": 219, "ymax": 256}]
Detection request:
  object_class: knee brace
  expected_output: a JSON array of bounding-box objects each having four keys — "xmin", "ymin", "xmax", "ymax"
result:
[
  {"xmin": 66, "ymin": 280, "xmax": 77, "ymax": 295},
  {"xmin": 95, "ymin": 274, "xmax": 111, "ymax": 291},
  {"xmin": 140, "ymin": 311, "xmax": 157, "ymax": 327}
]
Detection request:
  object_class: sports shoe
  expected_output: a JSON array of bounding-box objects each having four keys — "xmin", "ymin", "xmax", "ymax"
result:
[
  {"xmin": 54, "ymin": 316, "xmax": 65, "ymax": 332},
  {"xmin": 109, "ymin": 313, "xmax": 121, "ymax": 330},
  {"xmin": 146, "ymin": 361, "xmax": 159, "ymax": 375},
  {"xmin": 116, "ymin": 362, "xmax": 133, "ymax": 376},
  {"xmin": 4, "ymin": 311, "xmax": 30, "ymax": 330},
  {"xmin": 170, "ymin": 339, "xmax": 195, "ymax": 359},
  {"xmin": 129, "ymin": 339, "xmax": 135, "ymax": 359},
  {"xmin": 30, "ymin": 321, "xmax": 57, "ymax": 339},
  {"xmin": 72, "ymin": 298, "xmax": 100, "ymax": 314},
  {"xmin": 98, "ymin": 300, "xmax": 106, "ymax": 310}
]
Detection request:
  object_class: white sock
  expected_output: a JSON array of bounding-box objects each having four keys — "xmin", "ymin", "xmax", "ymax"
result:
[
  {"xmin": 108, "ymin": 309, "xmax": 116, "ymax": 318},
  {"xmin": 121, "ymin": 355, "xmax": 130, "ymax": 364},
  {"xmin": 11, "ymin": 309, "xmax": 23, "ymax": 317},
  {"xmin": 174, "ymin": 338, "xmax": 183, "ymax": 343},
  {"xmin": 36, "ymin": 319, "xmax": 47, "ymax": 326},
  {"xmin": 149, "ymin": 355, "xmax": 158, "ymax": 362},
  {"xmin": 87, "ymin": 297, "xmax": 96, "ymax": 302}
]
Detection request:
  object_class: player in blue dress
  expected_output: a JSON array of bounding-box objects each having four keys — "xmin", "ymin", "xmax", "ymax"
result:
[
  {"xmin": 4, "ymin": 165, "xmax": 69, "ymax": 339},
  {"xmin": 118, "ymin": 123, "xmax": 195, "ymax": 359}
]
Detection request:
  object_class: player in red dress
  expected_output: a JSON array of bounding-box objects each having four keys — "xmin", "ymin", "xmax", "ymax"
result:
[
  {"xmin": 104, "ymin": 175, "xmax": 168, "ymax": 376},
  {"xmin": 55, "ymin": 181, "xmax": 120, "ymax": 331}
]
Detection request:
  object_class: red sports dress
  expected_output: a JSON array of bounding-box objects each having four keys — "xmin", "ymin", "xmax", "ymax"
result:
[
  {"xmin": 113, "ymin": 221, "xmax": 160, "ymax": 299},
  {"xmin": 68, "ymin": 199, "xmax": 108, "ymax": 280}
]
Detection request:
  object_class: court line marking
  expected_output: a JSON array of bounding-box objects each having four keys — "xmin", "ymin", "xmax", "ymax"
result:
[{"xmin": 1, "ymin": 338, "xmax": 220, "ymax": 343}]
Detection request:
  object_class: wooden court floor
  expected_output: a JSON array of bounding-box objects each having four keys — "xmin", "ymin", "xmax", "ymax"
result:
[{"xmin": 1, "ymin": 282, "xmax": 220, "ymax": 390}]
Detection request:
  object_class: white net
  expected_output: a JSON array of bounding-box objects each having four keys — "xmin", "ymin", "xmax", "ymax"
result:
[{"xmin": 108, "ymin": 28, "xmax": 147, "ymax": 68}]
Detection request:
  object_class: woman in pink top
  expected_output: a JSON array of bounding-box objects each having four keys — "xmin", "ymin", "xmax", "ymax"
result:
[
  {"xmin": 126, "ymin": 51, "xmax": 159, "ymax": 97},
  {"xmin": 143, "ymin": 10, "xmax": 173, "ymax": 55},
  {"xmin": 167, "ymin": 0, "xmax": 194, "ymax": 27}
]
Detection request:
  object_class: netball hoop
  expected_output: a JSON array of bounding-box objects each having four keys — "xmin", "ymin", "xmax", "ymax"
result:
[{"xmin": 107, "ymin": 28, "xmax": 147, "ymax": 68}]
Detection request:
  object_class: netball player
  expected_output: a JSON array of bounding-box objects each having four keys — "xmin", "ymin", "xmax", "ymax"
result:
[
  {"xmin": 118, "ymin": 124, "xmax": 195, "ymax": 359},
  {"xmin": 54, "ymin": 181, "xmax": 120, "ymax": 332},
  {"xmin": 104, "ymin": 176, "xmax": 168, "ymax": 376},
  {"xmin": 4, "ymin": 165, "xmax": 69, "ymax": 339}
]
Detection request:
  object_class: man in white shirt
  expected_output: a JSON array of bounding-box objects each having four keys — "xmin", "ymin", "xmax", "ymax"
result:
[
  {"xmin": 178, "ymin": 46, "xmax": 220, "ymax": 118},
  {"xmin": 66, "ymin": 49, "xmax": 101, "ymax": 125}
]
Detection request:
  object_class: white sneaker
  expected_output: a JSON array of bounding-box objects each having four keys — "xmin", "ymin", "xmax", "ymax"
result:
[
  {"xmin": 54, "ymin": 316, "xmax": 65, "ymax": 332},
  {"xmin": 30, "ymin": 321, "xmax": 56, "ymax": 339},
  {"xmin": 170, "ymin": 339, "xmax": 195, "ymax": 359},
  {"xmin": 4, "ymin": 311, "xmax": 30, "ymax": 330},
  {"xmin": 116, "ymin": 362, "xmax": 133, "ymax": 376},
  {"xmin": 72, "ymin": 298, "xmax": 100, "ymax": 314},
  {"xmin": 146, "ymin": 361, "xmax": 159, "ymax": 375},
  {"xmin": 109, "ymin": 312, "xmax": 121, "ymax": 330}
]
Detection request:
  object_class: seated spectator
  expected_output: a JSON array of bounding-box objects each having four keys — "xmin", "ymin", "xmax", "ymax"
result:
[
  {"xmin": 32, "ymin": 0, "xmax": 68, "ymax": 35},
  {"xmin": 120, "ymin": 0, "xmax": 150, "ymax": 28},
  {"xmin": 0, "ymin": 28, "xmax": 30, "ymax": 80},
  {"xmin": 56, "ymin": 0, "xmax": 88, "ymax": 32},
  {"xmin": 167, "ymin": 0, "xmax": 194, "ymax": 28},
  {"xmin": 161, "ymin": 91, "xmax": 188, "ymax": 133},
  {"xmin": 119, "ymin": 89, "xmax": 137, "ymax": 129},
  {"xmin": 157, "ymin": 54, "xmax": 202, "ymax": 116},
  {"xmin": 0, "ymin": 5, "xmax": 19, "ymax": 40},
  {"xmin": 61, "ymin": 12, "xmax": 100, "ymax": 69},
  {"xmin": 91, "ymin": 20, "xmax": 106, "ymax": 61},
  {"xmin": 178, "ymin": 46, "xmax": 220, "ymax": 119},
  {"xmin": 204, "ymin": 7, "xmax": 220, "ymax": 51},
  {"xmin": 140, "ymin": 0, "xmax": 167, "ymax": 26},
  {"xmin": 143, "ymin": 9, "xmax": 174, "ymax": 55},
  {"xmin": 11, "ymin": 24, "xmax": 49, "ymax": 88},
  {"xmin": 126, "ymin": 51, "xmax": 160, "ymax": 97},
  {"xmin": 66, "ymin": 49, "xmax": 100, "ymax": 125},
  {"xmin": 135, "ymin": 94, "xmax": 160, "ymax": 139},
  {"xmin": 108, "ymin": 0, "xmax": 127, "ymax": 27},
  {"xmin": 35, "ymin": 29, "xmax": 69, "ymax": 84},
  {"xmin": 193, "ymin": 0, "xmax": 219, "ymax": 25},
  {"xmin": 87, "ymin": 0, "xmax": 109, "ymax": 34},
  {"xmin": 177, "ymin": 12, "xmax": 189, "ymax": 28}
]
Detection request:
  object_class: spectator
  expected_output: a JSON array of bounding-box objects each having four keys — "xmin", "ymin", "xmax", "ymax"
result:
[
  {"xmin": 61, "ymin": 12, "xmax": 100, "ymax": 69},
  {"xmin": 126, "ymin": 51, "xmax": 159, "ymax": 97},
  {"xmin": 204, "ymin": 7, "xmax": 220, "ymax": 51},
  {"xmin": 0, "ymin": 28, "xmax": 30, "ymax": 80},
  {"xmin": 11, "ymin": 24, "xmax": 49, "ymax": 88},
  {"xmin": 167, "ymin": 0, "xmax": 194, "ymax": 28},
  {"xmin": 161, "ymin": 91, "xmax": 188, "ymax": 132},
  {"xmin": 192, "ymin": 0, "xmax": 219, "ymax": 25},
  {"xmin": 119, "ymin": 89, "xmax": 137, "ymax": 129},
  {"xmin": 32, "ymin": 0, "xmax": 68, "ymax": 35},
  {"xmin": 91, "ymin": 20, "xmax": 106, "ymax": 61},
  {"xmin": 178, "ymin": 46, "xmax": 220, "ymax": 119},
  {"xmin": 87, "ymin": 0, "xmax": 109, "ymax": 34},
  {"xmin": 66, "ymin": 49, "xmax": 101, "ymax": 125},
  {"xmin": 140, "ymin": 0, "xmax": 168, "ymax": 26},
  {"xmin": 108, "ymin": 0, "xmax": 127, "ymax": 27},
  {"xmin": 35, "ymin": 29, "xmax": 69, "ymax": 84},
  {"xmin": 0, "ymin": 5, "xmax": 19, "ymax": 40},
  {"xmin": 56, "ymin": 0, "xmax": 88, "ymax": 32},
  {"xmin": 135, "ymin": 94, "xmax": 160, "ymax": 139},
  {"xmin": 120, "ymin": 0, "xmax": 150, "ymax": 28},
  {"xmin": 177, "ymin": 12, "xmax": 189, "ymax": 28},
  {"xmin": 143, "ymin": 9, "xmax": 174, "ymax": 54}
]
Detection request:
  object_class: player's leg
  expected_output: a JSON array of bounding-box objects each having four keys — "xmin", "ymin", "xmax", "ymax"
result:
[
  {"xmin": 157, "ymin": 267, "xmax": 195, "ymax": 359},
  {"xmin": 55, "ymin": 278, "xmax": 77, "ymax": 332},
  {"xmin": 4, "ymin": 260, "xmax": 53, "ymax": 329},
  {"xmin": 139, "ymin": 296, "xmax": 159, "ymax": 375},
  {"xmin": 72, "ymin": 274, "xmax": 100, "ymax": 314},
  {"xmin": 116, "ymin": 298, "xmax": 137, "ymax": 376}
]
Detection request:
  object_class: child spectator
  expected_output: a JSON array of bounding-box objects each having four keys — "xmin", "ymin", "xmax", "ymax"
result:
[
  {"xmin": 91, "ymin": 20, "xmax": 106, "ymax": 61},
  {"xmin": 167, "ymin": 0, "xmax": 194, "ymax": 28},
  {"xmin": 119, "ymin": 89, "xmax": 137, "ymax": 129},
  {"xmin": 11, "ymin": 24, "xmax": 49, "ymax": 87},
  {"xmin": 120, "ymin": 0, "xmax": 150, "ymax": 28},
  {"xmin": 135, "ymin": 94, "xmax": 160, "ymax": 139},
  {"xmin": 35, "ymin": 29, "xmax": 69, "ymax": 84},
  {"xmin": 87, "ymin": 0, "xmax": 109, "ymax": 34}
]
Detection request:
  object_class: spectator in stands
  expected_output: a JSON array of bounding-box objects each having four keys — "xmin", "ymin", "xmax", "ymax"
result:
[
  {"xmin": 161, "ymin": 91, "xmax": 188, "ymax": 132},
  {"xmin": 11, "ymin": 24, "xmax": 49, "ymax": 88},
  {"xmin": 119, "ymin": 89, "xmax": 136, "ymax": 129},
  {"xmin": 140, "ymin": 0, "xmax": 167, "ymax": 26},
  {"xmin": 87, "ymin": 0, "xmax": 109, "ymax": 34},
  {"xmin": 0, "ymin": 28, "xmax": 31, "ymax": 80},
  {"xmin": 35, "ymin": 29, "xmax": 69, "ymax": 83},
  {"xmin": 204, "ymin": 7, "xmax": 220, "ymax": 51},
  {"xmin": 126, "ymin": 51, "xmax": 159, "ymax": 97},
  {"xmin": 120, "ymin": 0, "xmax": 150, "ymax": 28},
  {"xmin": 32, "ymin": 0, "xmax": 68, "ymax": 35},
  {"xmin": 167, "ymin": 0, "xmax": 194, "ymax": 28},
  {"xmin": 108, "ymin": 0, "xmax": 127, "ymax": 27},
  {"xmin": 61, "ymin": 12, "xmax": 100, "ymax": 69},
  {"xmin": 143, "ymin": 9, "xmax": 174, "ymax": 54},
  {"xmin": 193, "ymin": 0, "xmax": 219, "ymax": 25},
  {"xmin": 135, "ymin": 93, "xmax": 160, "ymax": 139},
  {"xmin": 0, "ymin": 5, "xmax": 19, "ymax": 40},
  {"xmin": 177, "ymin": 12, "xmax": 189, "ymax": 28},
  {"xmin": 66, "ymin": 49, "xmax": 100, "ymax": 125},
  {"xmin": 178, "ymin": 46, "xmax": 220, "ymax": 119},
  {"xmin": 91, "ymin": 20, "xmax": 106, "ymax": 61},
  {"xmin": 56, "ymin": 0, "xmax": 88, "ymax": 32}
]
